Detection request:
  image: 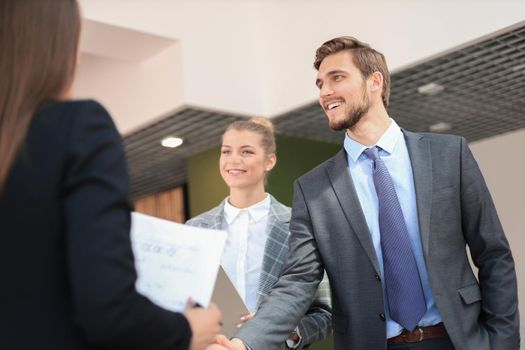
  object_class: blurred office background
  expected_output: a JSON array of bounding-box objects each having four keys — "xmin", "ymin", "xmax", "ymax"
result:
[{"xmin": 73, "ymin": 1, "xmax": 525, "ymax": 347}]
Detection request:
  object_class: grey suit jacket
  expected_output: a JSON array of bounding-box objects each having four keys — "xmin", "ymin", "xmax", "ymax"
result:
[
  {"xmin": 236, "ymin": 131, "xmax": 519, "ymax": 350},
  {"xmin": 186, "ymin": 195, "xmax": 332, "ymax": 349}
]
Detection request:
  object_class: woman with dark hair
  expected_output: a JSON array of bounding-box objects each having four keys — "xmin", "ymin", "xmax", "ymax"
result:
[
  {"xmin": 0, "ymin": 1, "xmax": 221, "ymax": 349},
  {"xmin": 187, "ymin": 118, "xmax": 331, "ymax": 349}
]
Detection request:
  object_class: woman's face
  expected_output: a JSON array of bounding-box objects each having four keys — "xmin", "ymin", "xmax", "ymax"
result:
[{"xmin": 220, "ymin": 129, "xmax": 276, "ymax": 191}]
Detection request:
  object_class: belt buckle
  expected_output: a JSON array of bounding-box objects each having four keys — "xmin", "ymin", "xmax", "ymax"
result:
[
  {"xmin": 404, "ymin": 327, "xmax": 424, "ymax": 343},
  {"xmin": 417, "ymin": 327, "xmax": 424, "ymax": 342}
]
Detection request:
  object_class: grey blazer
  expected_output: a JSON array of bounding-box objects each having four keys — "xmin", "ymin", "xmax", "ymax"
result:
[
  {"xmin": 236, "ymin": 131, "xmax": 519, "ymax": 350},
  {"xmin": 186, "ymin": 195, "xmax": 332, "ymax": 349}
]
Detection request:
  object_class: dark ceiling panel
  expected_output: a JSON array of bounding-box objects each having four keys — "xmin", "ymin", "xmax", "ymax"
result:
[
  {"xmin": 125, "ymin": 109, "xmax": 245, "ymax": 198},
  {"xmin": 275, "ymin": 22, "xmax": 525, "ymax": 144}
]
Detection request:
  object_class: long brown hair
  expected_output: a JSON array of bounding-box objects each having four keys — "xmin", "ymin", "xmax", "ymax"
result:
[{"xmin": 0, "ymin": 0, "xmax": 81, "ymax": 190}]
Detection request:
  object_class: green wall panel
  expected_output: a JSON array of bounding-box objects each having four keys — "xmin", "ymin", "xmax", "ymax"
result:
[
  {"xmin": 187, "ymin": 145, "xmax": 228, "ymax": 218},
  {"xmin": 266, "ymin": 135, "xmax": 341, "ymax": 206}
]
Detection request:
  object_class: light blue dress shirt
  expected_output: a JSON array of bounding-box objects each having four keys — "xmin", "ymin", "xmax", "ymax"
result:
[{"xmin": 343, "ymin": 119, "xmax": 442, "ymax": 338}]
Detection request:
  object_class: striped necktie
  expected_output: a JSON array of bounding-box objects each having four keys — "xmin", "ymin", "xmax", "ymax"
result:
[{"xmin": 364, "ymin": 146, "xmax": 426, "ymax": 331}]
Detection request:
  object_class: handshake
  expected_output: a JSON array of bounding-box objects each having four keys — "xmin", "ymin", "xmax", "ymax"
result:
[
  {"xmin": 185, "ymin": 300, "xmax": 252, "ymax": 350},
  {"xmin": 207, "ymin": 336, "xmax": 247, "ymax": 350}
]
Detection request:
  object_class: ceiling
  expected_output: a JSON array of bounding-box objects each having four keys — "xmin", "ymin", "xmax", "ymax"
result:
[
  {"xmin": 125, "ymin": 21, "xmax": 525, "ymax": 198},
  {"xmin": 77, "ymin": 0, "xmax": 525, "ymax": 132}
]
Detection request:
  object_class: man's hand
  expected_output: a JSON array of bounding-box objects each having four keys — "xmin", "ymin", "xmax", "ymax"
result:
[
  {"xmin": 236, "ymin": 312, "xmax": 255, "ymax": 329},
  {"xmin": 214, "ymin": 335, "xmax": 248, "ymax": 350},
  {"xmin": 206, "ymin": 344, "xmax": 230, "ymax": 350},
  {"xmin": 184, "ymin": 300, "xmax": 222, "ymax": 350}
]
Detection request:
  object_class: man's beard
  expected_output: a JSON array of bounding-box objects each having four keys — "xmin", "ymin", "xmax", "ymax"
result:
[{"xmin": 328, "ymin": 87, "xmax": 371, "ymax": 131}]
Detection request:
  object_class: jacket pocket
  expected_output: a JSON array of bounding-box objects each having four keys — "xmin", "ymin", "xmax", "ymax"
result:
[{"xmin": 458, "ymin": 283, "xmax": 482, "ymax": 304}]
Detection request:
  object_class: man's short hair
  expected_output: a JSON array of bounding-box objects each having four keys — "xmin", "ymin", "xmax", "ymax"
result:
[{"xmin": 314, "ymin": 36, "xmax": 390, "ymax": 107}]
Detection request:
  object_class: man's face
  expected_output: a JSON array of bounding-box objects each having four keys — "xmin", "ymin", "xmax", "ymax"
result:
[{"xmin": 316, "ymin": 51, "xmax": 371, "ymax": 131}]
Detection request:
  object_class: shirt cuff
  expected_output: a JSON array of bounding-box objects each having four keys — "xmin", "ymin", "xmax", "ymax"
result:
[{"xmin": 285, "ymin": 327, "xmax": 302, "ymax": 349}]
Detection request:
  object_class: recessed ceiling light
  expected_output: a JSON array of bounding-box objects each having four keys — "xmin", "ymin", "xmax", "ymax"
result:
[
  {"xmin": 161, "ymin": 136, "xmax": 183, "ymax": 148},
  {"xmin": 429, "ymin": 122, "xmax": 452, "ymax": 132},
  {"xmin": 417, "ymin": 82, "xmax": 445, "ymax": 95}
]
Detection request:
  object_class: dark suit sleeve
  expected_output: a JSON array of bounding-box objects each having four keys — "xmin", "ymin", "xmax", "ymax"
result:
[
  {"xmin": 62, "ymin": 101, "xmax": 191, "ymax": 349},
  {"xmin": 459, "ymin": 137, "xmax": 519, "ymax": 349},
  {"xmin": 235, "ymin": 180, "xmax": 325, "ymax": 349},
  {"xmin": 293, "ymin": 273, "xmax": 332, "ymax": 349}
]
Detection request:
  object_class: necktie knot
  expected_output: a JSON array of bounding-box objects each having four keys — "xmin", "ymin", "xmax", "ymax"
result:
[{"xmin": 364, "ymin": 146, "xmax": 381, "ymax": 161}]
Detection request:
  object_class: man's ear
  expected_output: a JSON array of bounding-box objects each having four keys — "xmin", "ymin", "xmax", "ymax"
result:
[{"xmin": 368, "ymin": 71, "xmax": 384, "ymax": 92}]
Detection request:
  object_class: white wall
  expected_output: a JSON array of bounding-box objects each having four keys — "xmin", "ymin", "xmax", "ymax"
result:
[
  {"xmin": 78, "ymin": 0, "xmax": 525, "ymax": 118},
  {"xmin": 78, "ymin": 1, "xmax": 269, "ymax": 118},
  {"xmin": 470, "ymin": 128, "xmax": 525, "ymax": 334},
  {"xmin": 73, "ymin": 43, "xmax": 184, "ymax": 135}
]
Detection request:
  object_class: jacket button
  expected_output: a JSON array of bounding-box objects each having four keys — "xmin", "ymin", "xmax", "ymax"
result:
[
  {"xmin": 379, "ymin": 313, "xmax": 386, "ymax": 321},
  {"xmin": 375, "ymin": 273, "xmax": 381, "ymax": 281}
]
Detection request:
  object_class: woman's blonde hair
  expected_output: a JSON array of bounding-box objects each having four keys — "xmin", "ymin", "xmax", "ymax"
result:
[{"xmin": 223, "ymin": 117, "xmax": 276, "ymax": 155}]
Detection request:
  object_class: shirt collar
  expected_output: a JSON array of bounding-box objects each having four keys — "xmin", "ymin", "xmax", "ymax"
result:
[
  {"xmin": 343, "ymin": 118, "xmax": 402, "ymax": 162},
  {"xmin": 223, "ymin": 193, "xmax": 271, "ymax": 224}
]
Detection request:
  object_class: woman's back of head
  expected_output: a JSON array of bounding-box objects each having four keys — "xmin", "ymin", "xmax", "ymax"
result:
[{"xmin": 0, "ymin": 0, "xmax": 81, "ymax": 190}]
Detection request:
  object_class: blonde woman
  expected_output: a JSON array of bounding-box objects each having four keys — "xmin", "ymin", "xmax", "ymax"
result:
[{"xmin": 187, "ymin": 118, "xmax": 331, "ymax": 349}]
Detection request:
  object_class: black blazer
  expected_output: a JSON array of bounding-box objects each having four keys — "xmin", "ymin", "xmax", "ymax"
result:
[{"xmin": 0, "ymin": 100, "xmax": 191, "ymax": 350}]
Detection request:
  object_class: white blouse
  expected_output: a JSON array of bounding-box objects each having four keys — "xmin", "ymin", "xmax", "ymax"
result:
[{"xmin": 221, "ymin": 194, "xmax": 271, "ymax": 312}]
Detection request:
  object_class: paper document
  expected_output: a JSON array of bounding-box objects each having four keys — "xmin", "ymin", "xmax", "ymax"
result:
[
  {"xmin": 211, "ymin": 266, "xmax": 250, "ymax": 338},
  {"xmin": 130, "ymin": 212, "xmax": 227, "ymax": 312}
]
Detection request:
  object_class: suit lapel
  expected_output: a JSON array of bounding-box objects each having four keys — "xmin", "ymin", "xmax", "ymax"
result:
[
  {"xmin": 257, "ymin": 196, "xmax": 290, "ymax": 301},
  {"xmin": 327, "ymin": 150, "xmax": 380, "ymax": 275},
  {"xmin": 404, "ymin": 130, "xmax": 432, "ymax": 255},
  {"xmin": 200, "ymin": 202, "xmax": 225, "ymax": 230}
]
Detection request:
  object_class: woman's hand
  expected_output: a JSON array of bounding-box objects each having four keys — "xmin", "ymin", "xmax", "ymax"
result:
[
  {"xmin": 185, "ymin": 299, "xmax": 222, "ymax": 350},
  {"xmin": 236, "ymin": 312, "xmax": 255, "ymax": 328},
  {"xmin": 214, "ymin": 335, "xmax": 248, "ymax": 350}
]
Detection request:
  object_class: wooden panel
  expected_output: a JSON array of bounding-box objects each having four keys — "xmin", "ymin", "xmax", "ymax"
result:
[
  {"xmin": 134, "ymin": 195, "xmax": 156, "ymax": 215},
  {"xmin": 133, "ymin": 186, "xmax": 185, "ymax": 223}
]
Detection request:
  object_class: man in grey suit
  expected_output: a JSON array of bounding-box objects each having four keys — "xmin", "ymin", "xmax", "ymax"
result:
[{"xmin": 217, "ymin": 36, "xmax": 518, "ymax": 350}]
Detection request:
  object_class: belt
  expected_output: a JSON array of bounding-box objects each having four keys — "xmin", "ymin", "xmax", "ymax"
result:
[{"xmin": 387, "ymin": 323, "xmax": 447, "ymax": 344}]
